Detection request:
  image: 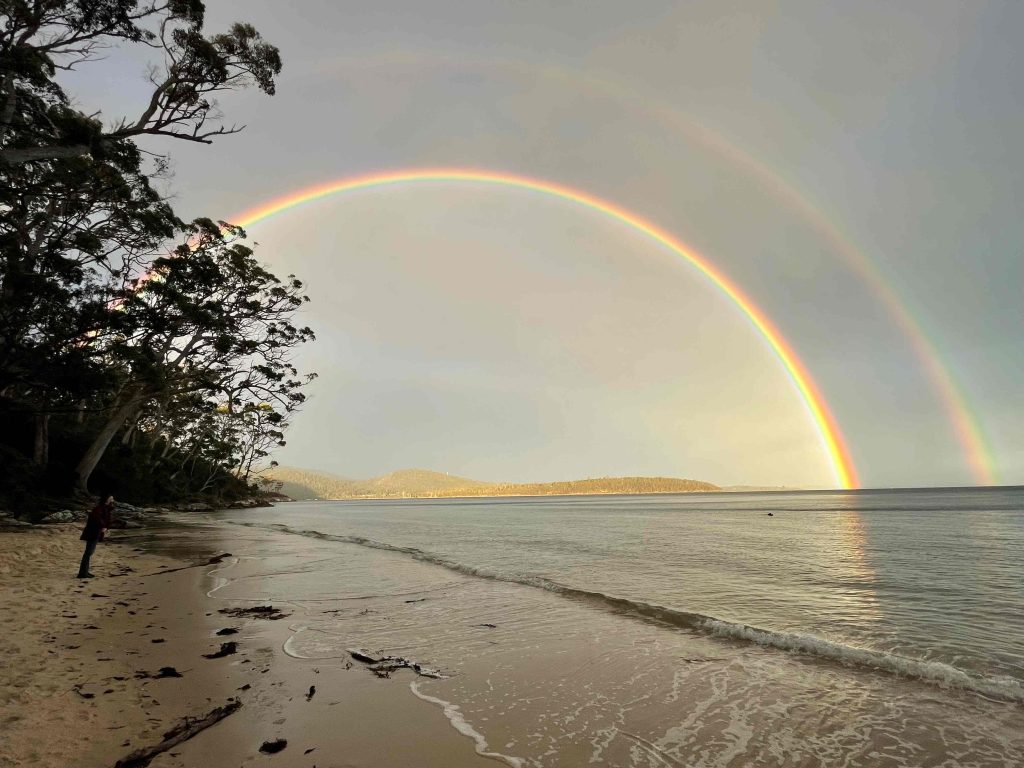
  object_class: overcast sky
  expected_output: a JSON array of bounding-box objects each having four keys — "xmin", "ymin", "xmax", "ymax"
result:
[{"xmin": 68, "ymin": 1, "xmax": 1022, "ymax": 487}]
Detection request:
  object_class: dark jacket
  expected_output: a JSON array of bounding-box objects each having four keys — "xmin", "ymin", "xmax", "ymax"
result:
[{"xmin": 80, "ymin": 503, "xmax": 114, "ymax": 542}]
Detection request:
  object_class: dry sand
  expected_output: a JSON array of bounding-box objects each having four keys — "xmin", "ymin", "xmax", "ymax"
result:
[{"xmin": 0, "ymin": 521, "xmax": 494, "ymax": 768}]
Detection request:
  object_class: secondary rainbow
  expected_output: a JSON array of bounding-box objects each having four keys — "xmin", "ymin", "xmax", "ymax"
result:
[
  {"xmin": 308, "ymin": 53, "xmax": 998, "ymax": 484},
  {"xmin": 233, "ymin": 168, "xmax": 860, "ymax": 488}
]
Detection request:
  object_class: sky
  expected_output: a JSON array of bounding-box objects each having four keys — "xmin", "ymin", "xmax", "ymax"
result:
[{"xmin": 65, "ymin": 1, "xmax": 1023, "ymax": 488}]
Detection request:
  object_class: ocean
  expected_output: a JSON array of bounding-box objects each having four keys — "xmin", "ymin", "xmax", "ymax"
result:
[{"xmin": 207, "ymin": 488, "xmax": 1024, "ymax": 766}]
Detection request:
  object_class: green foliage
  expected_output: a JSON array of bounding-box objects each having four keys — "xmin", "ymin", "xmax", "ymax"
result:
[{"xmin": 0, "ymin": 1, "xmax": 314, "ymax": 509}]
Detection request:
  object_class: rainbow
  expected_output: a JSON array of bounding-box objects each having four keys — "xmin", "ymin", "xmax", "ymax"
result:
[
  {"xmin": 304, "ymin": 54, "xmax": 998, "ymax": 484},
  {"xmin": 233, "ymin": 168, "xmax": 860, "ymax": 488}
]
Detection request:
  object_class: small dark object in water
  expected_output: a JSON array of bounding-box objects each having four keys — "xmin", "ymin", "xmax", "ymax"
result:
[
  {"xmin": 405, "ymin": 598, "xmax": 426, "ymax": 603},
  {"xmin": 259, "ymin": 739, "xmax": 287, "ymax": 754},
  {"xmin": 203, "ymin": 642, "xmax": 238, "ymax": 659},
  {"xmin": 767, "ymin": 512, "xmax": 774, "ymax": 517},
  {"xmin": 477, "ymin": 623, "xmax": 497, "ymax": 629},
  {"xmin": 215, "ymin": 627, "xmax": 239, "ymax": 636},
  {"xmin": 150, "ymin": 638, "xmax": 165, "ymax": 643},
  {"xmin": 305, "ymin": 685, "xmax": 316, "ymax": 701},
  {"xmin": 238, "ymin": 683, "xmax": 251, "ymax": 691},
  {"xmin": 155, "ymin": 667, "xmax": 182, "ymax": 678},
  {"xmin": 304, "ymin": 747, "xmax": 315, "ymax": 755}
]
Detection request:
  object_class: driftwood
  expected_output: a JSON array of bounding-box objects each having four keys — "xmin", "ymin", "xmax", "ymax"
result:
[
  {"xmin": 347, "ymin": 648, "xmax": 445, "ymax": 679},
  {"xmin": 113, "ymin": 700, "xmax": 241, "ymax": 768},
  {"xmin": 142, "ymin": 553, "xmax": 233, "ymax": 577}
]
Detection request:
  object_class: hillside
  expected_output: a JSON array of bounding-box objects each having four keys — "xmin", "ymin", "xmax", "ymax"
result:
[
  {"xmin": 261, "ymin": 467, "xmax": 355, "ymax": 500},
  {"xmin": 457, "ymin": 476, "xmax": 719, "ymax": 497},
  {"xmin": 354, "ymin": 469, "xmax": 490, "ymax": 497},
  {"xmin": 266, "ymin": 467, "xmax": 719, "ymax": 499}
]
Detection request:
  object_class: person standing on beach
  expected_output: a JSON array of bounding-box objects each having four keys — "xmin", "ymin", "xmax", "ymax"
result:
[{"xmin": 77, "ymin": 495, "xmax": 115, "ymax": 579}]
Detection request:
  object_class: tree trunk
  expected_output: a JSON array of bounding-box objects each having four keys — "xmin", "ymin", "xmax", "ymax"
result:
[
  {"xmin": 75, "ymin": 393, "xmax": 143, "ymax": 491},
  {"xmin": 33, "ymin": 413, "xmax": 50, "ymax": 466},
  {"xmin": 121, "ymin": 421, "xmax": 137, "ymax": 446}
]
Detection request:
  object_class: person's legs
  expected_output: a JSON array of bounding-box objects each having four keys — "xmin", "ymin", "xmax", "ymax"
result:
[{"xmin": 77, "ymin": 539, "xmax": 97, "ymax": 578}]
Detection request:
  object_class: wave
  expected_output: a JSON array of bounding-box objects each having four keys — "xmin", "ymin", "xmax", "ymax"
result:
[
  {"xmin": 410, "ymin": 681, "xmax": 524, "ymax": 767},
  {"xmin": 231, "ymin": 521, "xmax": 1024, "ymax": 704}
]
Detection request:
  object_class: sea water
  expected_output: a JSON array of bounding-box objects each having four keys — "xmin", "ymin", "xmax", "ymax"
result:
[{"xmin": 210, "ymin": 488, "xmax": 1024, "ymax": 766}]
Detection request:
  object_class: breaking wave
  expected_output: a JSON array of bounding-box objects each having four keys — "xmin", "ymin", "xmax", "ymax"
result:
[{"xmin": 232, "ymin": 521, "xmax": 1024, "ymax": 704}]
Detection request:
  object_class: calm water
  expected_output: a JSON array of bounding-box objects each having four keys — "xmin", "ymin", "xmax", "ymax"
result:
[
  {"xmin": 217, "ymin": 487, "xmax": 1024, "ymax": 694},
  {"xmin": 202, "ymin": 487, "xmax": 1024, "ymax": 766}
]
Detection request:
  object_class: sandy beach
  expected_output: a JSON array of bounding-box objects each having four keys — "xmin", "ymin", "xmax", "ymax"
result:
[
  {"xmin": 0, "ymin": 518, "xmax": 493, "ymax": 768},
  {"xmin": 4, "ymin": 499, "xmax": 1022, "ymax": 768}
]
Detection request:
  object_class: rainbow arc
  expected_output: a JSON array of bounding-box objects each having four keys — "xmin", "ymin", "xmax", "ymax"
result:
[{"xmin": 234, "ymin": 168, "xmax": 860, "ymax": 489}]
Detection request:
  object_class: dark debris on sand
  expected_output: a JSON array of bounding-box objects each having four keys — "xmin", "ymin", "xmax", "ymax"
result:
[
  {"xmin": 218, "ymin": 605, "xmax": 290, "ymax": 620},
  {"xmin": 259, "ymin": 739, "xmax": 287, "ymax": 754},
  {"xmin": 202, "ymin": 641, "xmax": 238, "ymax": 659},
  {"xmin": 114, "ymin": 700, "xmax": 241, "ymax": 768},
  {"xmin": 347, "ymin": 648, "xmax": 445, "ymax": 679}
]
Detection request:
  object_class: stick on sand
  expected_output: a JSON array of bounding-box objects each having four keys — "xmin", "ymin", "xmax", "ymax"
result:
[{"xmin": 113, "ymin": 700, "xmax": 241, "ymax": 768}]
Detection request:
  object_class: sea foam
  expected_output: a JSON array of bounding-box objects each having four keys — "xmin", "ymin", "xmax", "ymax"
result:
[{"xmin": 233, "ymin": 521, "xmax": 1024, "ymax": 705}]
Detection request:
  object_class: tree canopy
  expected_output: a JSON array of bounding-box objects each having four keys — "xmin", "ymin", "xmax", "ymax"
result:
[{"xmin": 0, "ymin": 1, "xmax": 314, "ymax": 510}]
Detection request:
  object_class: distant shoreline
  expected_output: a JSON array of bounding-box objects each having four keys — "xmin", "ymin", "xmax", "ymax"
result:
[
  {"xmin": 282, "ymin": 484, "xmax": 1021, "ymax": 502},
  {"xmin": 267, "ymin": 469, "xmax": 722, "ymax": 502}
]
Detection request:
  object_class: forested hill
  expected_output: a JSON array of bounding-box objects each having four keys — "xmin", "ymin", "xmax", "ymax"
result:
[
  {"xmin": 470, "ymin": 476, "xmax": 720, "ymax": 497},
  {"xmin": 266, "ymin": 467, "xmax": 488, "ymax": 500},
  {"xmin": 267, "ymin": 468, "xmax": 719, "ymax": 499}
]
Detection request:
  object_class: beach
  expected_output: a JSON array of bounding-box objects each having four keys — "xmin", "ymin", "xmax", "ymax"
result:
[
  {"xmin": 0, "ymin": 519, "xmax": 493, "ymax": 768},
  {"xmin": 2, "ymin": 490, "xmax": 1023, "ymax": 767}
]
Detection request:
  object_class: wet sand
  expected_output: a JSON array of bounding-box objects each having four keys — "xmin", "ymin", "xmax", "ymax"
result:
[
  {"xmin": 0, "ymin": 520, "xmax": 493, "ymax": 767},
  {"xmin": 3, "ymin": 513, "xmax": 1022, "ymax": 767}
]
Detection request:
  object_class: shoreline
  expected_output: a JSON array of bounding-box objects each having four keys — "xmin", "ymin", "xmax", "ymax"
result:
[
  {"xmin": 0, "ymin": 517, "xmax": 495, "ymax": 767},
  {"xmin": 280, "ymin": 483, "xmax": 1024, "ymax": 503},
  {"xmin": 4, "ymin": 505, "xmax": 1022, "ymax": 767}
]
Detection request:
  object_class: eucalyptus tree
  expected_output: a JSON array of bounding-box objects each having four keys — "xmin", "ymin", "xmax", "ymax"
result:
[
  {"xmin": 0, "ymin": 1, "xmax": 292, "ymax": 485},
  {"xmin": 74, "ymin": 220, "xmax": 314, "ymax": 491},
  {"xmin": 0, "ymin": 0, "xmax": 281, "ymax": 165}
]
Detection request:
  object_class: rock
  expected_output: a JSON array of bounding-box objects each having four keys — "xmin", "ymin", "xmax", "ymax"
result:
[
  {"xmin": 224, "ymin": 497, "xmax": 268, "ymax": 509},
  {"xmin": 40, "ymin": 510, "xmax": 76, "ymax": 524}
]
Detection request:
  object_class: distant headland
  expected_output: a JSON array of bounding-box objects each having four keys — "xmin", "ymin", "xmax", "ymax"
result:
[{"xmin": 266, "ymin": 467, "xmax": 723, "ymax": 500}]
